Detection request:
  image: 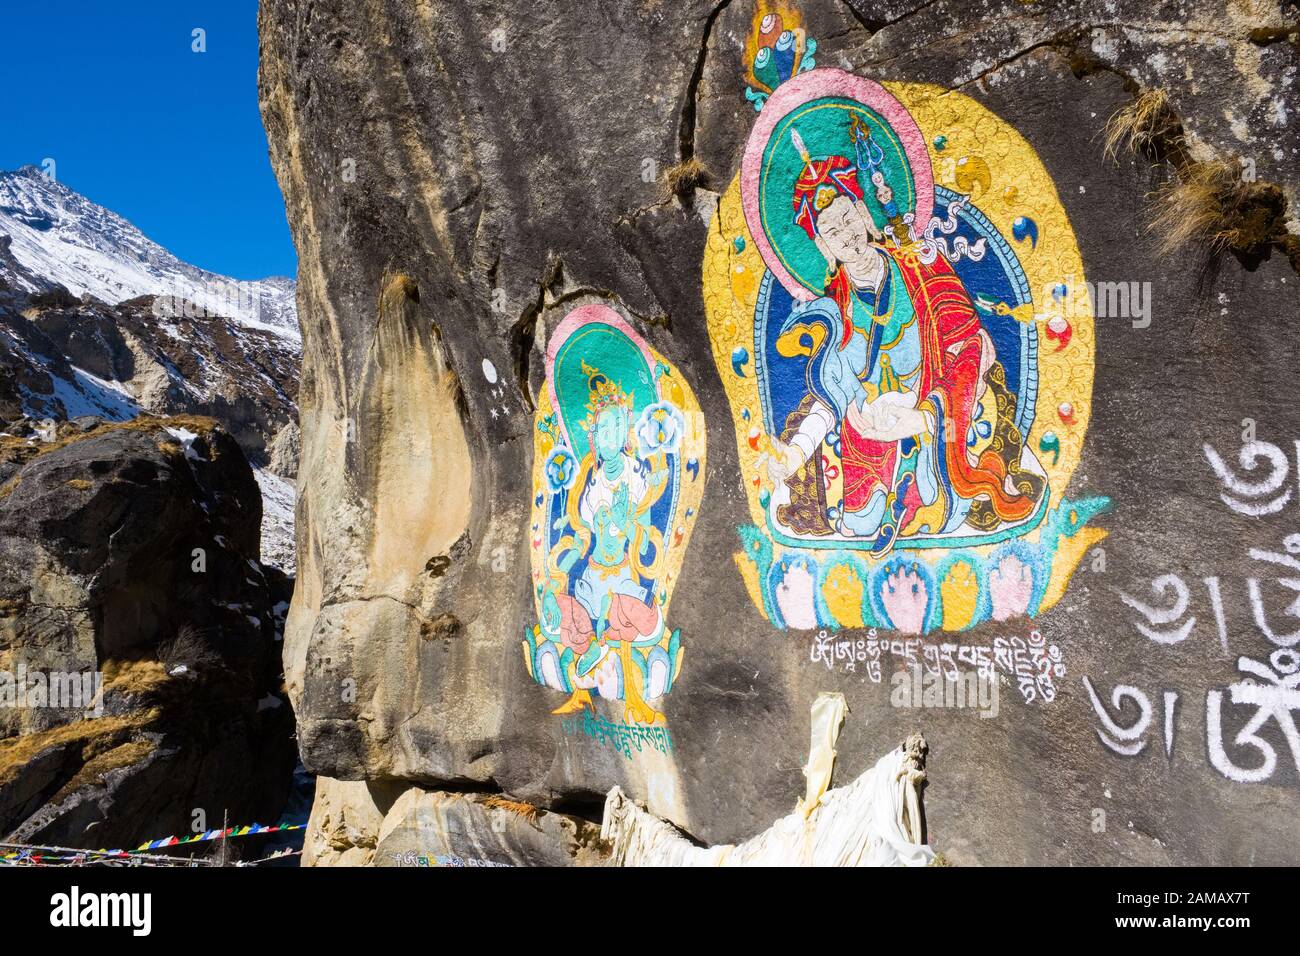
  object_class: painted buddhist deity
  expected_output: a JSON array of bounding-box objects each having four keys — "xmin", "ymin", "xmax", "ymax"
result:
[
  {"xmin": 705, "ymin": 6, "xmax": 1108, "ymax": 634},
  {"xmin": 523, "ymin": 305, "xmax": 705, "ymax": 723}
]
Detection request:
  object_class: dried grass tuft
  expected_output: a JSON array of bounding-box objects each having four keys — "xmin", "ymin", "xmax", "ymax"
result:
[
  {"xmin": 101, "ymin": 658, "xmax": 171, "ymax": 697},
  {"xmin": 0, "ymin": 711, "xmax": 156, "ymax": 787},
  {"xmin": 157, "ymin": 624, "xmax": 222, "ymax": 672},
  {"xmin": 1147, "ymin": 160, "xmax": 1287, "ymax": 258},
  {"xmin": 665, "ymin": 157, "xmax": 712, "ymax": 199},
  {"xmin": 478, "ymin": 795, "xmax": 542, "ymax": 824},
  {"xmin": 51, "ymin": 737, "xmax": 156, "ymax": 803},
  {"xmin": 1102, "ymin": 89, "xmax": 1181, "ymax": 164},
  {"xmin": 1104, "ymin": 87, "xmax": 1295, "ymax": 264}
]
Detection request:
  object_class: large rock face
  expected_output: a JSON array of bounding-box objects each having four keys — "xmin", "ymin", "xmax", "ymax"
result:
[{"xmin": 259, "ymin": 0, "xmax": 1300, "ymax": 865}]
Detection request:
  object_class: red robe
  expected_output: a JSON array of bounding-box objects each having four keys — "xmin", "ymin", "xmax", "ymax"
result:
[{"xmin": 828, "ymin": 249, "xmax": 1035, "ymax": 525}]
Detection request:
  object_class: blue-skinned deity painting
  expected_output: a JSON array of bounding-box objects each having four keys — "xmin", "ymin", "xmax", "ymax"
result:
[{"xmin": 523, "ymin": 305, "xmax": 706, "ymax": 725}]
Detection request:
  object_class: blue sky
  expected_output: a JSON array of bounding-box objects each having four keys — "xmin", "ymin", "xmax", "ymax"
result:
[{"xmin": 0, "ymin": 0, "xmax": 296, "ymax": 280}]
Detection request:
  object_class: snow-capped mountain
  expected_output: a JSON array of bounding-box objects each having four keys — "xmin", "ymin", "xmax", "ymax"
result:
[
  {"xmin": 0, "ymin": 166, "xmax": 300, "ymax": 572},
  {"xmin": 0, "ymin": 165, "xmax": 298, "ymax": 339}
]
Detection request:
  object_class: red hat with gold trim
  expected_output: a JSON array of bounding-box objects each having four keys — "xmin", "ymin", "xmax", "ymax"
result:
[{"xmin": 790, "ymin": 130, "xmax": 863, "ymax": 240}]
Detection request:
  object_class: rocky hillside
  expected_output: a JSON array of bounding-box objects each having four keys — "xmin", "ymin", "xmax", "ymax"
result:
[
  {"xmin": 0, "ymin": 166, "xmax": 299, "ymax": 471},
  {"xmin": 0, "ymin": 167, "xmax": 302, "ymax": 573},
  {"xmin": 0, "ymin": 283, "xmax": 299, "ymax": 464},
  {"xmin": 260, "ymin": 0, "xmax": 1300, "ymax": 866}
]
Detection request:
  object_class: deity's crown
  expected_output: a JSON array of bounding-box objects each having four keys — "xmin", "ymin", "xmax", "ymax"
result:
[
  {"xmin": 791, "ymin": 130, "xmax": 863, "ymax": 241},
  {"xmin": 581, "ymin": 360, "xmax": 631, "ymax": 423}
]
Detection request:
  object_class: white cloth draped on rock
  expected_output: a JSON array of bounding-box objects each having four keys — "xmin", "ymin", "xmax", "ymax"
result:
[{"xmin": 600, "ymin": 693, "xmax": 934, "ymax": 867}]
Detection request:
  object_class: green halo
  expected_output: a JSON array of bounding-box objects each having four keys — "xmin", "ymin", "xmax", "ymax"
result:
[
  {"xmin": 551, "ymin": 323, "xmax": 655, "ymax": 462},
  {"xmin": 759, "ymin": 97, "xmax": 917, "ymax": 295}
]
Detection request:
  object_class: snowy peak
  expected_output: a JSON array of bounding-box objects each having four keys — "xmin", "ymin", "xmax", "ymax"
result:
[
  {"xmin": 1, "ymin": 165, "xmax": 162, "ymax": 261},
  {"xmin": 0, "ymin": 166, "xmax": 297, "ymax": 339}
]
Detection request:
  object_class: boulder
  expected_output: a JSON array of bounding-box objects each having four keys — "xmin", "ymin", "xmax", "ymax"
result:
[
  {"xmin": 266, "ymin": 419, "xmax": 300, "ymax": 479},
  {"xmin": 258, "ymin": 0, "xmax": 1300, "ymax": 864},
  {"xmin": 0, "ymin": 417, "xmax": 295, "ymax": 849}
]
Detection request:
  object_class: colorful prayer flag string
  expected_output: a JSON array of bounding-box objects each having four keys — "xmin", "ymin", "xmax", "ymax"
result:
[{"xmin": 0, "ymin": 820, "xmax": 306, "ymax": 866}]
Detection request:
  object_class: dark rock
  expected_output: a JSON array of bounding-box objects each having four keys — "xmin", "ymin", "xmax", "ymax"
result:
[
  {"xmin": 26, "ymin": 286, "xmax": 79, "ymax": 310},
  {"xmin": 0, "ymin": 418, "xmax": 296, "ymax": 848}
]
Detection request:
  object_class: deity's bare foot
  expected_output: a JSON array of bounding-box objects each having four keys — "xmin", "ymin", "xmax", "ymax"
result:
[
  {"xmin": 623, "ymin": 699, "xmax": 666, "ymax": 726},
  {"xmin": 551, "ymin": 689, "xmax": 594, "ymax": 715}
]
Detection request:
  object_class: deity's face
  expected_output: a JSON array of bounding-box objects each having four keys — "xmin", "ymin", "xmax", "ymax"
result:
[
  {"xmin": 814, "ymin": 194, "xmax": 879, "ymax": 266},
  {"xmin": 593, "ymin": 405, "xmax": 629, "ymax": 462}
]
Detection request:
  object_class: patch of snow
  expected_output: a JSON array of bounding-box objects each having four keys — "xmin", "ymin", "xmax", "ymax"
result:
[
  {"xmin": 254, "ymin": 467, "xmax": 296, "ymax": 576},
  {"xmin": 26, "ymin": 364, "xmax": 141, "ymax": 421},
  {"xmin": 164, "ymin": 425, "xmax": 206, "ymax": 461}
]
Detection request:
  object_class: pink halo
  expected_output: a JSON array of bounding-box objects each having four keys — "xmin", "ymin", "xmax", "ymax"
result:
[
  {"xmin": 545, "ymin": 304, "xmax": 657, "ymax": 446},
  {"xmin": 740, "ymin": 69, "xmax": 935, "ymax": 302}
]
